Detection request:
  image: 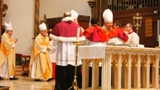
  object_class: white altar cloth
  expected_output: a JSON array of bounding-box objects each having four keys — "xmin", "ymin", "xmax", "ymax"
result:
[{"xmin": 78, "ymin": 45, "xmax": 106, "ymax": 59}]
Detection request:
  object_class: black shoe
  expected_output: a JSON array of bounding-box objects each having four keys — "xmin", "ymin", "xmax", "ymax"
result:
[
  {"xmin": 35, "ymin": 79, "xmax": 41, "ymax": 81},
  {"xmin": 0, "ymin": 77, "xmax": 4, "ymax": 80},
  {"xmin": 47, "ymin": 78, "xmax": 54, "ymax": 82},
  {"xmin": 9, "ymin": 77, "xmax": 19, "ymax": 80}
]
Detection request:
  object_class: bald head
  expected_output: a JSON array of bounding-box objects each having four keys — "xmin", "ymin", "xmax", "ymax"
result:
[{"xmin": 63, "ymin": 11, "xmax": 71, "ymax": 17}]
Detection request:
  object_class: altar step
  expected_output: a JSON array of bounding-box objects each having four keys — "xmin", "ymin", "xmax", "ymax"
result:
[{"xmin": 15, "ymin": 65, "xmax": 23, "ymax": 76}]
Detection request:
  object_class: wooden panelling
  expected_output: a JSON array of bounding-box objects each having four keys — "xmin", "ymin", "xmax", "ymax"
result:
[
  {"xmin": 88, "ymin": 0, "xmax": 160, "ymax": 47},
  {"xmin": 45, "ymin": 15, "xmax": 90, "ymax": 31},
  {"xmin": 145, "ymin": 18, "xmax": 153, "ymax": 37},
  {"xmin": 109, "ymin": 7, "xmax": 160, "ymax": 47}
]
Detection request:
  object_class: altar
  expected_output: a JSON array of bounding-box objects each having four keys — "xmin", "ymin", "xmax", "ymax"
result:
[{"xmin": 79, "ymin": 45, "xmax": 160, "ymax": 90}]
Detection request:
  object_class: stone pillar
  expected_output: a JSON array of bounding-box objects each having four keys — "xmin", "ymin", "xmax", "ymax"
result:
[
  {"xmin": 88, "ymin": 0, "xmax": 103, "ymax": 26},
  {"xmin": 34, "ymin": 0, "xmax": 39, "ymax": 38},
  {"xmin": 0, "ymin": 0, "xmax": 3, "ymax": 36},
  {"xmin": 88, "ymin": 0, "xmax": 96, "ymax": 18}
]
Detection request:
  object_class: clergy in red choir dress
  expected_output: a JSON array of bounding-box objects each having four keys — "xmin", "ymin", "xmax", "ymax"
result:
[
  {"xmin": 83, "ymin": 17, "xmax": 108, "ymax": 45},
  {"xmin": 107, "ymin": 21, "xmax": 128, "ymax": 43}
]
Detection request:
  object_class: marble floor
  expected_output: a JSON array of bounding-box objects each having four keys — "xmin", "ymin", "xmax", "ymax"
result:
[
  {"xmin": 0, "ymin": 76, "xmax": 55, "ymax": 90},
  {"xmin": 0, "ymin": 76, "xmax": 159, "ymax": 90}
]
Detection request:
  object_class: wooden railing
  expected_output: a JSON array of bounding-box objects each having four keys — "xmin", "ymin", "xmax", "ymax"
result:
[
  {"xmin": 16, "ymin": 53, "xmax": 30, "ymax": 76},
  {"xmin": 107, "ymin": 0, "xmax": 159, "ymax": 11},
  {"xmin": 79, "ymin": 45, "xmax": 160, "ymax": 90}
]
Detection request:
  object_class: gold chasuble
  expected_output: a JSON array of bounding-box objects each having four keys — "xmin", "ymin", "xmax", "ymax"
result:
[
  {"xmin": 0, "ymin": 33, "xmax": 16, "ymax": 76},
  {"xmin": 102, "ymin": 25, "xmax": 110, "ymax": 35},
  {"xmin": 29, "ymin": 34, "xmax": 52, "ymax": 80}
]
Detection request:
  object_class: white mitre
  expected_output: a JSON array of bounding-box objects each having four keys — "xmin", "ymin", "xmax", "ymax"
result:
[
  {"xmin": 5, "ymin": 22, "xmax": 12, "ymax": 31},
  {"xmin": 70, "ymin": 9, "xmax": 79, "ymax": 19},
  {"xmin": 39, "ymin": 23, "xmax": 47, "ymax": 31},
  {"xmin": 103, "ymin": 9, "xmax": 113, "ymax": 22}
]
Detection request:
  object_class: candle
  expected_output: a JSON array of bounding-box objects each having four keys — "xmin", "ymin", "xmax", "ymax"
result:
[
  {"xmin": 76, "ymin": 28, "xmax": 80, "ymax": 41},
  {"xmin": 159, "ymin": 35, "xmax": 160, "ymax": 47}
]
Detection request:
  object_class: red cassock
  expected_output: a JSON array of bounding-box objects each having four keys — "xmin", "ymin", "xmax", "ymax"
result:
[
  {"xmin": 108, "ymin": 27, "xmax": 128, "ymax": 42},
  {"xmin": 83, "ymin": 25, "xmax": 108, "ymax": 42},
  {"xmin": 51, "ymin": 21, "xmax": 83, "ymax": 37}
]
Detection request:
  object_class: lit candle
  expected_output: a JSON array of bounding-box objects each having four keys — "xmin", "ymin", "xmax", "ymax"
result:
[{"xmin": 76, "ymin": 28, "xmax": 80, "ymax": 41}]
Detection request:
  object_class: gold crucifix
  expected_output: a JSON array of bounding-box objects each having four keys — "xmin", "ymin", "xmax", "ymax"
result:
[{"xmin": 133, "ymin": 12, "xmax": 143, "ymax": 34}]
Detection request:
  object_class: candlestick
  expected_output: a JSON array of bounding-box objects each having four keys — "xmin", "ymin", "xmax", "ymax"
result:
[
  {"xmin": 68, "ymin": 27, "xmax": 82, "ymax": 90},
  {"xmin": 76, "ymin": 28, "xmax": 80, "ymax": 41}
]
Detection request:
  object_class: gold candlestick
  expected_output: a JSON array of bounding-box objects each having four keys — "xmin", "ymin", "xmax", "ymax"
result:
[
  {"xmin": 68, "ymin": 28, "xmax": 82, "ymax": 90},
  {"xmin": 133, "ymin": 12, "xmax": 143, "ymax": 34},
  {"xmin": 68, "ymin": 40, "xmax": 82, "ymax": 90}
]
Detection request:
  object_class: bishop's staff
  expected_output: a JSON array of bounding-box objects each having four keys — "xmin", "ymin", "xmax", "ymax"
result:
[{"xmin": 68, "ymin": 28, "xmax": 83, "ymax": 90}]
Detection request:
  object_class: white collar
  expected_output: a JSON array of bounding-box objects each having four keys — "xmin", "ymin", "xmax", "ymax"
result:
[{"xmin": 62, "ymin": 17, "xmax": 74, "ymax": 22}]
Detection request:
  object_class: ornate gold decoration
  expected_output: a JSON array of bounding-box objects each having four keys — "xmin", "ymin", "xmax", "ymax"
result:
[
  {"xmin": 150, "ymin": 55, "xmax": 156, "ymax": 67},
  {"xmin": 85, "ymin": 59, "xmax": 90, "ymax": 64},
  {"xmin": 112, "ymin": 53, "xmax": 118, "ymax": 66},
  {"xmin": 149, "ymin": 50, "xmax": 152, "ymax": 53},
  {"xmin": 89, "ymin": 59, "xmax": 92, "ymax": 63},
  {"xmin": 95, "ymin": 59, "xmax": 100, "ymax": 68},
  {"xmin": 131, "ymin": 54, "xmax": 138, "ymax": 66},
  {"xmin": 122, "ymin": 54, "xmax": 128, "ymax": 64},
  {"xmin": 120, "ymin": 48, "xmax": 124, "ymax": 51},
  {"xmin": 140, "ymin": 49, "xmax": 143, "ymax": 52},
  {"xmin": 110, "ymin": 47, "xmax": 114, "ymax": 51},
  {"xmin": 130, "ymin": 49, "xmax": 134, "ymax": 52},
  {"xmin": 98, "ymin": 59, "xmax": 102, "ymax": 62},
  {"xmin": 141, "ymin": 55, "xmax": 147, "ymax": 66},
  {"xmin": 133, "ymin": 12, "xmax": 143, "ymax": 34}
]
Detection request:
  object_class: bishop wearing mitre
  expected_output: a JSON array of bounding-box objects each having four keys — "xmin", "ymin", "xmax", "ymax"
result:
[{"xmin": 29, "ymin": 23, "xmax": 53, "ymax": 82}]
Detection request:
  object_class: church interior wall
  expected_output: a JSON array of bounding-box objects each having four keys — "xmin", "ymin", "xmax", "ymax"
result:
[
  {"xmin": 3, "ymin": 0, "xmax": 35, "ymax": 55},
  {"xmin": 2, "ymin": 0, "xmax": 91, "ymax": 55}
]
